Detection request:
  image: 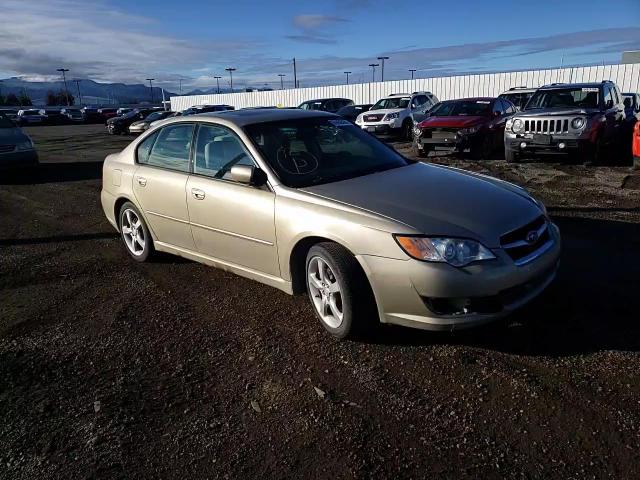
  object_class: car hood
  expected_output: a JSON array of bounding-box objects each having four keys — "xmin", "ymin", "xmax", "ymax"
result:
[
  {"xmin": 0, "ymin": 127, "xmax": 28, "ymax": 143},
  {"xmin": 301, "ymin": 163, "xmax": 542, "ymax": 248},
  {"xmin": 364, "ymin": 108, "xmax": 404, "ymax": 116},
  {"xmin": 130, "ymin": 120, "xmax": 149, "ymax": 127},
  {"xmin": 517, "ymin": 107, "xmax": 600, "ymax": 117},
  {"xmin": 418, "ymin": 115, "xmax": 488, "ymax": 128}
]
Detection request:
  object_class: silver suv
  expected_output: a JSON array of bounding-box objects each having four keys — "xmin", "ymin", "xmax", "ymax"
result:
[
  {"xmin": 355, "ymin": 92, "xmax": 438, "ymax": 139},
  {"xmin": 504, "ymin": 81, "xmax": 626, "ymax": 164}
]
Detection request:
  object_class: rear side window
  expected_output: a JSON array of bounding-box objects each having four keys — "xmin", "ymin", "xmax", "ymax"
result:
[{"xmin": 138, "ymin": 124, "xmax": 194, "ymax": 172}]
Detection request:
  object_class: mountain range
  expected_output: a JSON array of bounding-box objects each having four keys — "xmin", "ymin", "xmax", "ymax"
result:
[{"xmin": 0, "ymin": 77, "xmax": 182, "ymax": 105}]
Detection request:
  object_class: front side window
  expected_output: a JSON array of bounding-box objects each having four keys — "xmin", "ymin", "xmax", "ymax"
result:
[
  {"xmin": 244, "ymin": 117, "xmax": 409, "ymax": 188},
  {"xmin": 139, "ymin": 124, "xmax": 193, "ymax": 172},
  {"xmin": 526, "ymin": 87, "xmax": 600, "ymax": 110},
  {"xmin": 193, "ymin": 124, "xmax": 254, "ymax": 180}
]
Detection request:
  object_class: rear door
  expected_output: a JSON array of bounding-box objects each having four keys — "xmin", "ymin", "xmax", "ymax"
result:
[{"xmin": 132, "ymin": 123, "xmax": 196, "ymax": 250}]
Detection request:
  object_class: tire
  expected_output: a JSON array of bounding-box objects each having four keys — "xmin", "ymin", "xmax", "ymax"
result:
[
  {"xmin": 471, "ymin": 136, "xmax": 493, "ymax": 160},
  {"xmin": 118, "ymin": 202, "xmax": 153, "ymax": 262},
  {"xmin": 583, "ymin": 138, "xmax": 603, "ymax": 166},
  {"xmin": 505, "ymin": 148, "xmax": 521, "ymax": 163},
  {"xmin": 412, "ymin": 143, "xmax": 429, "ymax": 158},
  {"xmin": 305, "ymin": 243, "xmax": 377, "ymax": 339},
  {"xmin": 401, "ymin": 119, "xmax": 413, "ymax": 141}
]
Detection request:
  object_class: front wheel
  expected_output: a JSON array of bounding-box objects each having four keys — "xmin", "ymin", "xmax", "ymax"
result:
[
  {"xmin": 306, "ymin": 243, "xmax": 377, "ymax": 339},
  {"xmin": 401, "ymin": 119, "xmax": 413, "ymax": 141},
  {"xmin": 119, "ymin": 202, "xmax": 153, "ymax": 262},
  {"xmin": 505, "ymin": 148, "xmax": 521, "ymax": 163}
]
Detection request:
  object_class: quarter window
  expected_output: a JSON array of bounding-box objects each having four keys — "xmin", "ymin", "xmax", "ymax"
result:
[
  {"xmin": 193, "ymin": 124, "xmax": 254, "ymax": 180},
  {"xmin": 136, "ymin": 131, "xmax": 159, "ymax": 164}
]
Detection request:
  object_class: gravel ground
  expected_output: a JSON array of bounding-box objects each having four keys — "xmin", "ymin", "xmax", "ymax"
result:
[{"xmin": 1, "ymin": 124, "xmax": 639, "ymax": 479}]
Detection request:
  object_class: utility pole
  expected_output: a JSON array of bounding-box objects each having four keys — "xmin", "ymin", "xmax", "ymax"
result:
[
  {"xmin": 214, "ymin": 76, "xmax": 222, "ymax": 94},
  {"xmin": 57, "ymin": 68, "xmax": 70, "ymax": 105},
  {"xmin": 344, "ymin": 71, "xmax": 351, "ymax": 84},
  {"xmin": 278, "ymin": 74, "xmax": 286, "ymax": 90},
  {"xmin": 0, "ymin": 80, "xmax": 3, "ymax": 101},
  {"xmin": 146, "ymin": 78, "xmax": 155, "ymax": 103},
  {"xmin": 409, "ymin": 69, "xmax": 416, "ymax": 80},
  {"xmin": 73, "ymin": 79, "xmax": 83, "ymax": 106},
  {"xmin": 293, "ymin": 58, "xmax": 297, "ymax": 88},
  {"xmin": 368, "ymin": 63, "xmax": 379, "ymax": 82},
  {"xmin": 225, "ymin": 68, "xmax": 236, "ymax": 92},
  {"xmin": 377, "ymin": 56, "xmax": 389, "ymax": 82},
  {"xmin": 179, "ymin": 78, "xmax": 183, "ymax": 94}
]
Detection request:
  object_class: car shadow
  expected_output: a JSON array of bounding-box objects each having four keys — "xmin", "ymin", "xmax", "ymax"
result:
[
  {"xmin": 0, "ymin": 161, "xmax": 103, "ymax": 185},
  {"xmin": 0, "ymin": 232, "xmax": 118, "ymax": 247},
  {"xmin": 365, "ymin": 215, "xmax": 640, "ymax": 356}
]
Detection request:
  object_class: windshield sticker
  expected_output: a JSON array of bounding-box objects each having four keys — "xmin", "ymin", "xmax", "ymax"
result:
[
  {"xmin": 476, "ymin": 100, "xmax": 491, "ymax": 104},
  {"xmin": 328, "ymin": 119, "xmax": 353, "ymax": 127},
  {"xmin": 582, "ymin": 88, "xmax": 599, "ymax": 92}
]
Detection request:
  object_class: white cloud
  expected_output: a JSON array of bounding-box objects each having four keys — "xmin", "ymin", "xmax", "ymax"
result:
[{"xmin": 0, "ymin": 0, "xmax": 252, "ymax": 84}]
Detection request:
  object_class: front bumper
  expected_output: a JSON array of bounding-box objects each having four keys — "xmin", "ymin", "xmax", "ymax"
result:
[
  {"xmin": 358, "ymin": 223, "xmax": 561, "ymax": 331},
  {"xmin": 415, "ymin": 130, "xmax": 481, "ymax": 153},
  {"xmin": 0, "ymin": 150, "xmax": 39, "ymax": 170},
  {"xmin": 359, "ymin": 119, "xmax": 403, "ymax": 136},
  {"xmin": 128, "ymin": 124, "xmax": 148, "ymax": 134},
  {"xmin": 505, "ymin": 131, "xmax": 590, "ymax": 155}
]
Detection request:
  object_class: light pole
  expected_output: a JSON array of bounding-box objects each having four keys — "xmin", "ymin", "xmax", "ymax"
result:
[
  {"xmin": 409, "ymin": 69, "xmax": 416, "ymax": 80},
  {"xmin": 213, "ymin": 76, "xmax": 222, "ymax": 94},
  {"xmin": 57, "ymin": 68, "xmax": 70, "ymax": 105},
  {"xmin": 146, "ymin": 78, "xmax": 155, "ymax": 103},
  {"xmin": 368, "ymin": 63, "xmax": 379, "ymax": 82},
  {"xmin": 0, "ymin": 80, "xmax": 3, "ymax": 101},
  {"xmin": 179, "ymin": 78, "xmax": 183, "ymax": 95},
  {"xmin": 73, "ymin": 79, "xmax": 83, "ymax": 106},
  {"xmin": 225, "ymin": 67, "xmax": 236, "ymax": 92},
  {"xmin": 377, "ymin": 56, "xmax": 389, "ymax": 82},
  {"xmin": 344, "ymin": 71, "xmax": 351, "ymax": 84},
  {"xmin": 278, "ymin": 74, "xmax": 286, "ymax": 90}
]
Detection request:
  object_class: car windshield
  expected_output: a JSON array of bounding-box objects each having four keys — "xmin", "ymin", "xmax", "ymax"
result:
[
  {"xmin": 526, "ymin": 87, "xmax": 599, "ymax": 110},
  {"xmin": 371, "ymin": 97, "xmax": 410, "ymax": 110},
  {"xmin": 430, "ymin": 100, "xmax": 493, "ymax": 116},
  {"xmin": 23, "ymin": 111, "xmax": 38, "ymax": 116},
  {"xmin": 0, "ymin": 113, "xmax": 15, "ymax": 128},
  {"xmin": 501, "ymin": 92, "xmax": 534, "ymax": 110},
  {"xmin": 145, "ymin": 111, "xmax": 169, "ymax": 121},
  {"xmin": 121, "ymin": 109, "xmax": 142, "ymax": 119},
  {"xmin": 244, "ymin": 117, "xmax": 410, "ymax": 188}
]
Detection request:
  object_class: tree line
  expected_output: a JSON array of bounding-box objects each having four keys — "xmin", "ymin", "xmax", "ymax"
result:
[{"xmin": 0, "ymin": 92, "xmax": 33, "ymax": 106}]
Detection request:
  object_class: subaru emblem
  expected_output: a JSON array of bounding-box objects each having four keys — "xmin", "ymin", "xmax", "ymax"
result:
[{"xmin": 526, "ymin": 231, "xmax": 539, "ymax": 244}]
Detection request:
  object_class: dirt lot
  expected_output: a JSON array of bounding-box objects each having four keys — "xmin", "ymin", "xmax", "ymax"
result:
[{"xmin": 1, "ymin": 124, "xmax": 639, "ymax": 479}]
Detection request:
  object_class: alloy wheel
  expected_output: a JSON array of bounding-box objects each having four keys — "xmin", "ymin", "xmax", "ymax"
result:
[
  {"xmin": 307, "ymin": 256, "xmax": 344, "ymax": 329},
  {"xmin": 121, "ymin": 208, "xmax": 146, "ymax": 256}
]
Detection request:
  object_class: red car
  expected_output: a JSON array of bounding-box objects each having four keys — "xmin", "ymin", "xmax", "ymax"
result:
[{"xmin": 413, "ymin": 97, "xmax": 516, "ymax": 159}]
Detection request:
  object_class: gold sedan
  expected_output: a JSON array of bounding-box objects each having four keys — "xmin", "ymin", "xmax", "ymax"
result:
[{"xmin": 101, "ymin": 109, "xmax": 560, "ymax": 338}]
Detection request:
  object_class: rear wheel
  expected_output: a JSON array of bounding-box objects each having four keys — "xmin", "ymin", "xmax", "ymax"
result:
[
  {"xmin": 119, "ymin": 202, "xmax": 153, "ymax": 262},
  {"xmin": 305, "ymin": 243, "xmax": 377, "ymax": 339},
  {"xmin": 412, "ymin": 143, "xmax": 429, "ymax": 158}
]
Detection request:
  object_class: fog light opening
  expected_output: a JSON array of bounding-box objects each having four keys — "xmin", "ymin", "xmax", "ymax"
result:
[
  {"xmin": 519, "ymin": 142, "xmax": 527, "ymax": 149},
  {"xmin": 558, "ymin": 142, "xmax": 566, "ymax": 150}
]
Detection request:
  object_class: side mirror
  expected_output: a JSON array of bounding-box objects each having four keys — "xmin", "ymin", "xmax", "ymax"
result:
[{"xmin": 230, "ymin": 165, "xmax": 268, "ymax": 186}]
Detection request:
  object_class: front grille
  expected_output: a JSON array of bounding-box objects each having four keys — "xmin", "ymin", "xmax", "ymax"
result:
[
  {"xmin": 500, "ymin": 216, "xmax": 552, "ymax": 265},
  {"xmin": 523, "ymin": 118, "xmax": 569, "ymax": 134},
  {"xmin": 363, "ymin": 114, "xmax": 384, "ymax": 122},
  {"xmin": 0, "ymin": 144, "xmax": 15, "ymax": 153},
  {"xmin": 421, "ymin": 128, "xmax": 458, "ymax": 139}
]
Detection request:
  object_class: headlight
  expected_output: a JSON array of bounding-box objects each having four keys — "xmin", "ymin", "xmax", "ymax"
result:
[
  {"xmin": 571, "ymin": 117, "xmax": 586, "ymax": 130},
  {"xmin": 384, "ymin": 112, "xmax": 400, "ymax": 120},
  {"xmin": 511, "ymin": 118, "xmax": 524, "ymax": 133},
  {"xmin": 15, "ymin": 139, "xmax": 34, "ymax": 151},
  {"xmin": 355, "ymin": 115, "xmax": 363, "ymax": 124},
  {"xmin": 458, "ymin": 125, "xmax": 480, "ymax": 135},
  {"xmin": 413, "ymin": 126, "xmax": 422, "ymax": 137},
  {"xmin": 394, "ymin": 235, "xmax": 495, "ymax": 267}
]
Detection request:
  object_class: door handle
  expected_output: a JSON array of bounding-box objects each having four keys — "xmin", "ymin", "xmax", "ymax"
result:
[
  {"xmin": 136, "ymin": 176, "xmax": 147, "ymax": 186},
  {"xmin": 191, "ymin": 188, "xmax": 205, "ymax": 200}
]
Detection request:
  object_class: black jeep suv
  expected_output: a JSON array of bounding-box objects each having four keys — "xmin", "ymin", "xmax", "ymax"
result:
[{"xmin": 504, "ymin": 81, "xmax": 627, "ymax": 164}]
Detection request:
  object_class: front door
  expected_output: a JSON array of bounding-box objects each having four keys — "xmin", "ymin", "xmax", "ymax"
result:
[
  {"xmin": 132, "ymin": 123, "xmax": 196, "ymax": 250},
  {"xmin": 185, "ymin": 123, "xmax": 279, "ymax": 277}
]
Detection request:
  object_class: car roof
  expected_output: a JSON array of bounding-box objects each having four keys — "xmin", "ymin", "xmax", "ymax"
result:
[
  {"xmin": 538, "ymin": 82, "xmax": 610, "ymax": 90},
  {"xmin": 442, "ymin": 97, "xmax": 497, "ymax": 102},
  {"xmin": 178, "ymin": 108, "xmax": 336, "ymax": 126},
  {"xmin": 501, "ymin": 88, "xmax": 537, "ymax": 93},
  {"xmin": 301, "ymin": 98, "xmax": 350, "ymax": 103}
]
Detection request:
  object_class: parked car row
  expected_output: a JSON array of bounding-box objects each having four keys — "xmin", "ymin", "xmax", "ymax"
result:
[
  {"xmin": 0, "ymin": 112, "xmax": 38, "ymax": 170},
  {"xmin": 0, "ymin": 106, "xmax": 166, "ymax": 126},
  {"xmin": 408, "ymin": 81, "xmax": 637, "ymax": 164}
]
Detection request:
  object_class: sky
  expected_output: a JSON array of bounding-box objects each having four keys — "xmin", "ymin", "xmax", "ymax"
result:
[{"xmin": 1, "ymin": 0, "xmax": 639, "ymax": 92}]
